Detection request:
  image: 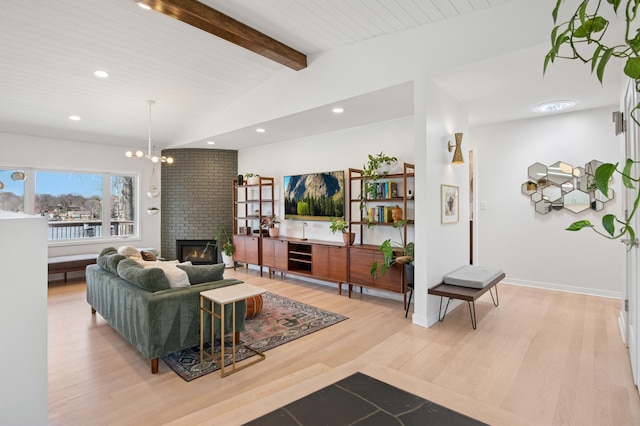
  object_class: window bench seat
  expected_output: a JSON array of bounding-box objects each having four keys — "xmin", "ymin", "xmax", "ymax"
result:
[{"xmin": 48, "ymin": 253, "xmax": 98, "ymax": 282}]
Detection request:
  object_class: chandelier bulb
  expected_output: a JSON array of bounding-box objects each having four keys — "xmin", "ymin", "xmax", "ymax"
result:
[
  {"xmin": 125, "ymin": 151, "xmax": 133, "ymax": 158},
  {"xmin": 135, "ymin": 150, "xmax": 144, "ymax": 158}
]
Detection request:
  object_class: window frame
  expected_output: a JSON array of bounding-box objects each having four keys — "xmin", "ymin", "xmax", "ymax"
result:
[{"xmin": 1, "ymin": 166, "xmax": 141, "ymax": 246}]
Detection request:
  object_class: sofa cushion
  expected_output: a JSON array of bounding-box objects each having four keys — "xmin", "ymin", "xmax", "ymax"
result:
[
  {"xmin": 97, "ymin": 247, "xmax": 126, "ymax": 275},
  {"xmin": 177, "ymin": 263, "xmax": 225, "ymax": 284},
  {"xmin": 117, "ymin": 258, "xmax": 170, "ymax": 292}
]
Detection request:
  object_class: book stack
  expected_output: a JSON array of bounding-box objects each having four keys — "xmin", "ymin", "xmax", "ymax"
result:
[{"xmin": 368, "ymin": 205, "xmax": 394, "ymax": 223}]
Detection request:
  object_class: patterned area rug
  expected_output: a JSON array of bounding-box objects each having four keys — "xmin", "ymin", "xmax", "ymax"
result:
[{"xmin": 161, "ymin": 292, "xmax": 348, "ymax": 381}]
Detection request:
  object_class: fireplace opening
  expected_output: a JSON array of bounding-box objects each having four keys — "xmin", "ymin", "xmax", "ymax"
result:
[{"xmin": 176, "ymin": 239, "xmax": 216, "ymax": 265}]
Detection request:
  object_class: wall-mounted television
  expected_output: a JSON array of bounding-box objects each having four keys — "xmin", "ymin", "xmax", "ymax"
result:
[{"xmin": 283, "ymin": 170, "xmax": 345, "ymax": 221}]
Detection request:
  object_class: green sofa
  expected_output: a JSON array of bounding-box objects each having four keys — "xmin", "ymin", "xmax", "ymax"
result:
[{"xmin": 86, "ymin": 247, "xmax": 246, "ymax": 373}]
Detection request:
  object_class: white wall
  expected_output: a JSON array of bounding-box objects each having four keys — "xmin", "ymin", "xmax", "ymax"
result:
[
  {"xmin": 0, "ymin": 212, "xmax": 48, "ymax": 425},
  {"xmin": 473, "ymin": 107, "xmax": 625, "ymax": 298},
  {"xmin": 0, "ymin": 133, "xmax": 162, "ymax": 258}
]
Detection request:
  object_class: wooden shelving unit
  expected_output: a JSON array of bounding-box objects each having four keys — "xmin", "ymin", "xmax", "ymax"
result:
[
  {"xmin": 347, "ymin": 163, "xmax": 415, "ymax": 307},
  {"xmin": 232, "ymin": 176, "xmax": 274, "ymax": 276}
]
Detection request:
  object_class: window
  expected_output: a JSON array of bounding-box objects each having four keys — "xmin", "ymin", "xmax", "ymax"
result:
[
  {"xmin": 0, "ymin": 167, "xmax": 138, "ymax": 242},
  {"xmin": 0, "ymin": 169, "xmax": 25, "ymax": 212}
]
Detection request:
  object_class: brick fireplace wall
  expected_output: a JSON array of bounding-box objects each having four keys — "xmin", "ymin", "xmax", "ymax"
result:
[{"xmin": 160, "ymin": 148, "xmax": 237, "ymax": 261}]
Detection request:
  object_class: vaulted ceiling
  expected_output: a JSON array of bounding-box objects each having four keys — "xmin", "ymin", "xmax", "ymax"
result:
[{"xmin": 0, "ymin": 0, "xmax": 622, "ymax": 151}]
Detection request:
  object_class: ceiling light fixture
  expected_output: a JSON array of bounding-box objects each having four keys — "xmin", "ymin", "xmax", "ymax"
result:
[
  {"xmin": 69, "ymin": 115, "xmax": 81, "ymax": 121},
  {"xmin": 125, "ymin": 100, "xmax": 174, "ymax": 164},
  {"xmin": 332, "ymin": 107, "xmax": 344, "ymax": 114},
  {"xmin": 136, "ymin": 1, "xmax": 152, "ymax": 10},
  {"xmin": 207, "ymin": 141, "xmax": 216, "ymax": 145},
  {"xmin": 256, "ymin": 128, "xmax": 266, "ymax": 133},
  {"xmin": 94, "ymin": 70, "xmax": 109, "ymax": 78},
  {"xmin": 531, "ymin": 100, "xmax": 576, "ymax": 113}
]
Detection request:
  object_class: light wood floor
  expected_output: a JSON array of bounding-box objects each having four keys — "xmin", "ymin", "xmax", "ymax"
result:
[{"xmin": 48, "ymin": 269, "xmax": 640, "ymax": 425}]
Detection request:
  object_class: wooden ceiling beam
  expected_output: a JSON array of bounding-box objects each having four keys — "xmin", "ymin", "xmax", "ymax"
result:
[{"xmin": 140, "ymin": 0, "xmax": 307, "ymax": 71}]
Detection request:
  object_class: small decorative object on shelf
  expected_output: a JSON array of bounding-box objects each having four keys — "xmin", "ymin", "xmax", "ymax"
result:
[
  {"xmin": 237, "ymin": 174, "xmax": 244, "ymax": 185},
  {"xmin": 146, "ymin": 207, "xmax": 159, "ymax": 215},
  {"xmin": 245, "ymin": 173, "xmax": 260, "ymax": 185},
  {"xmin": 392, "ymin": 205, "xmax": 403, "ymax": 223},
  {"xmin": 300, "ymin": 222, "xmax": 308, "ymax": 240}
]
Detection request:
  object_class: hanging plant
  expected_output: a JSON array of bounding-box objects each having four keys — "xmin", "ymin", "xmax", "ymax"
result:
[{"xmin": 545, "ymin": 0, "xmax": 640, "ymax": 247}]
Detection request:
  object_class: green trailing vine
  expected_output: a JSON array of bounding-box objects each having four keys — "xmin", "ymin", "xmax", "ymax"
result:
[{"xmin": 545, "ymin": 0, "xmax": 640, "ymax": 246}]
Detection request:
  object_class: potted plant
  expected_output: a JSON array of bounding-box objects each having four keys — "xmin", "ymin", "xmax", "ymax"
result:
[
  {"xmin": 330, "ymin": 217, "xmax": 355, "ymax": 245},
  {"xmin": 546, "ymin": 0, "xmax": 640, "ymax": 244},
  {"xmin": 146, "ymin": 206, "xmax": 159, "ymax": 215},
  {"xmin": 244, "ymin": 173, "xmax": 260, "ymax": 185},
  {"xmin": 370, "ymin": 219, "xmax": 414, "ymax": 280},
  {"xmin": 361, "ymin": 152, "xmax": 398, "ymax": 203},
  {"xmin": 206, "ymin": 224, "xmax": 234, "ymax": 268},
  {"xmin": 526, "ymin": 181, "xmax": 537, "ymax": 191},
  {"xmin": 261, "ymin": 214, "xmax": 280, "ymax": 238}
]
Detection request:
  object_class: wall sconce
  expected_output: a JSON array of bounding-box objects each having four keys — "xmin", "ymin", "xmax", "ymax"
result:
[{"xmin": 447, "ymin": 133, "xmax": 464, "ymax": 164}]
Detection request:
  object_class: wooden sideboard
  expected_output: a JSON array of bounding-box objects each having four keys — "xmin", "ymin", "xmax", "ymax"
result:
[
  {"xmin": 348, "ymin": 244, "xmax": 405, "ymax": 306},
  {"xmin": 261, "ymin": 237, "xmax": 349, "ymax": 294}
]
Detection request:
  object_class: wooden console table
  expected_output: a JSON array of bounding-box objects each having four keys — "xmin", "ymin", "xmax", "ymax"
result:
[{"xmin": 428, "ymin": 272, "xmax": 505, "ymax": 329}]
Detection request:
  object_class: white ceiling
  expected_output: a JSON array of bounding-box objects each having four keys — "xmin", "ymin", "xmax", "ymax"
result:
[{"xmin": 0, "ymin": 0, "xmax": 623, "ymax": 152}]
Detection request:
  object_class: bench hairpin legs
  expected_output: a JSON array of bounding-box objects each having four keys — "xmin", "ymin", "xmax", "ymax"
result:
[
  {"xmin": 467, "ymin": 301, "xmax": 477, "ymax": 330},
  {"xmin": 489, "ymin": 286, "xmax": 499, "ymax": 307},
  {"xmin": 438, "ymin": 296, "xmax": 452, "ymax": 322}
]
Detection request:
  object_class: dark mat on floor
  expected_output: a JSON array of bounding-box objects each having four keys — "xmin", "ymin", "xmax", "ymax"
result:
[{"xmin": 244, "ymin": 372, "xmax": 488, "ymax": 425}]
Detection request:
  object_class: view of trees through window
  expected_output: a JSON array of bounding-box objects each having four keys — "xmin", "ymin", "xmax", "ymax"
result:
[{"xmin": 0, "ymin": 168, "xmax": 137, "ymax": 241}]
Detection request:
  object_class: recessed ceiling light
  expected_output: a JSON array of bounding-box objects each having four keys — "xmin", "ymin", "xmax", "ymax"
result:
[
  {"xmin": 256, "ymin": 128, "xmax": 266, "ymax": 133},
  {"xmin": 137, "ymin": 1, "xmax": 151, "ymax": 10},
  {"xmin": 69, "ymin": 115, "xmax": 81, "ymax": 121},
  {"xmin": 207, "ymin": 141, "xmax": 215, "ymax": 145},
  {"xmin": 94, "ymin": 70, "xmax": 109, "ymax": 78},
  {"xmin": 332, "ymin": 107, "xmax": 344, "ymax": 114},
  {"xmin": 531, "ymin": 100, "xmax": 576, "ymax": 113}
]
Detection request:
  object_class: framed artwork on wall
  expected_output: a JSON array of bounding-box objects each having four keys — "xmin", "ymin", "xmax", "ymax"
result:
[{"xmin": 441, "ymin": 184, "xmax": 459, "ymax": 224}]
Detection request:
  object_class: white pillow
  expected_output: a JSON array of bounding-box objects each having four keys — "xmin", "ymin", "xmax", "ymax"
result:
[
  {"xmin": 117, "ymin": 245, "xmax": 142, "ymax": 260},
  {"xmin": 150, "ymin": 260, "xmax": 191, "ymax": 288}
]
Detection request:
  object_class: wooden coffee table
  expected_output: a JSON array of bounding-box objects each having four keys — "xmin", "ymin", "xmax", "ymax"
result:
[{"xmin": 199, "ymin": 283, "xmax": 266, "ymax": 377}]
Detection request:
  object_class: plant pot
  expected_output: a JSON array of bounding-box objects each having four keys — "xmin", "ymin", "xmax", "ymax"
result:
[
  {"xmin": 247, "ymin": 176, "xmax": 260, "ymax": 185},
  {"xmin": 268, "ymin": 227, "xmax": 280, "ymax": 238},
  {"xmin": 146, "ymin": 208, "xmax": 159, "ymax": 215},
  {"xmin": 221, "ymin": 252, "xmax": 234, "ymax": 268},
  {"xmin": 404, "ymin": 263, "xmax": 414, "ymax": 287},
  {"xmin": 343, "ymin": 232, "xmax": 355, "ymax": 245}
]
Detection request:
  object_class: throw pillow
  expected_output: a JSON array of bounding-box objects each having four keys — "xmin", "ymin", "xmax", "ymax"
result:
[
  {"xmin": 152, "ymin": 260, "xmax": 191, "ymax": 288},
  {"xmin": 140, "ymin": 250, "xmax": 157, "ymax": 261},
  {"xmin": 117, "ymin": 245, "xmax": 142, "ymax": 260},
  {"xmin": 117, "ymin": 259, "xmax": 170, "ymax": 292},
  {"xmin": 177, "ymin": 263, "xmax": 225, "ymax": 285}
]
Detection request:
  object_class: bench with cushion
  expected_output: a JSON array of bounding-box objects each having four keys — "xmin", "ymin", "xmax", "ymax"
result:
[
  {"xmin": 428, "ymin": 265, "xmax": 505, "ymax": 329},
  {"xmin": 48, "ymin": 253, "xmax": 98, "ymax": 282}
]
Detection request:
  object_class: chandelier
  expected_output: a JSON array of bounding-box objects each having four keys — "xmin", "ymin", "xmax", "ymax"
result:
[{"xmin": 125, "ymin": 100, "xmax": 174, "ymax": 164}]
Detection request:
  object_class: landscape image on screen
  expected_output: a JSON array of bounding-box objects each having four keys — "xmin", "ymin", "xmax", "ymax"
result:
[{"xmin": 284, "ymin": 171, "xmax": 345, "ymax": 221}]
